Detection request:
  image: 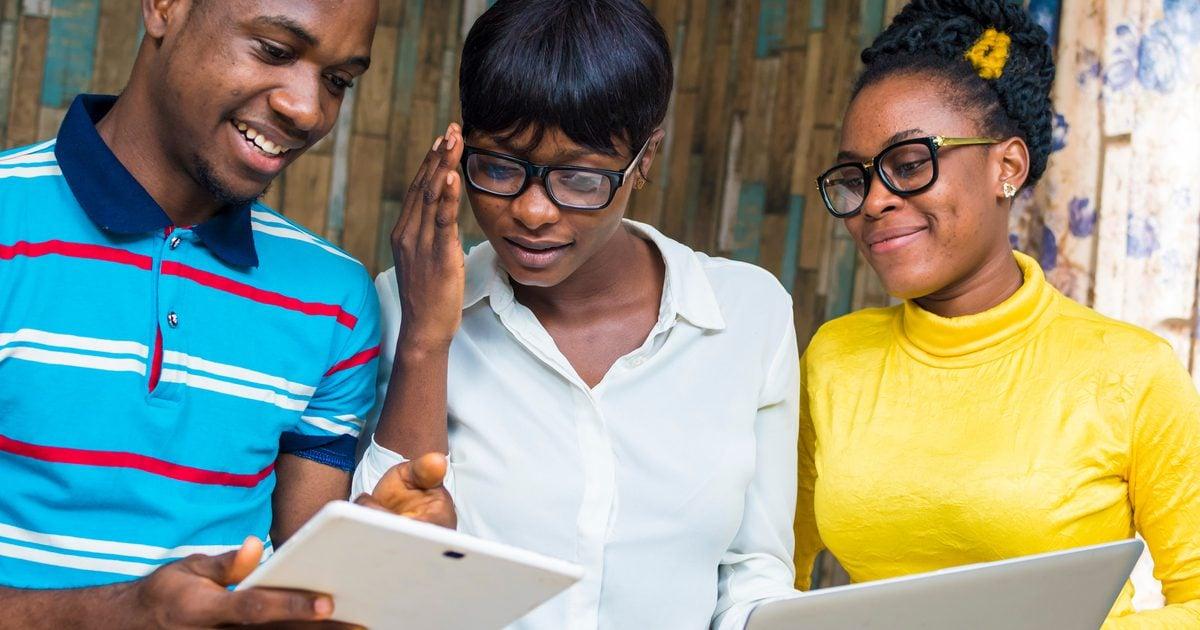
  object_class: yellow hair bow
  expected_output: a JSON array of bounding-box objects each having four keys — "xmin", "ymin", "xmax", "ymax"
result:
[{"xmin": 964, "ymin": 28, "xmax": 1011, "ymax": 80}]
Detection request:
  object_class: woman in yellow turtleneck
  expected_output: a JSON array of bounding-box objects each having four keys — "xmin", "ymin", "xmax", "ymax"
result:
[{"xmin": 797, "ymin": 2, "xmax": 1200, "ymax": 628}]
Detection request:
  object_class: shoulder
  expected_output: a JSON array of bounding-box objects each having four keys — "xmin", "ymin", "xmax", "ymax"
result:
[
  {"xmin": 804, "ymin": 305, "xmax": 900, "ymax": 367},
  {"xmin": 0, "ymin": 139, "xmax": 58, "ymax": 164},
  {"xmin": 696, "ymin": 252, "xmax": 793, "ymax": 311},
  {"xmin": 248, "ymin": 204, "xmax": 376, "ymax": 325},
  {"xmin": 1050, "ymin": 296, "xmax": 1176, "ymax": 358},
  {"xmin": 249, "ymin": 204, "xmax": 369, "ymax": 282},
  {"xmin": 0, "ymin": 140, "xmax": 66, "ymax": 193}
]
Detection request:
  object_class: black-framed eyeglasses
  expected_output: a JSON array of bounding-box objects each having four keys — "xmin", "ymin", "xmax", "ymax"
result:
[
  {"xmin": 460, "ymin": 139, "xmax": 650, "ymax": 211},
  {"xmin": 815, "ymin": 135, "xmax": 1000, "ymax": 218}
]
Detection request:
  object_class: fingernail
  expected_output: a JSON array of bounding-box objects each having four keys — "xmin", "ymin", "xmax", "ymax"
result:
[
  {"xmin": 314, "ymin": 597, "xmax": 333, "ymax": 616},
  {"xmin": 446, "ymin": 133, "xmax": 457, "ymax": 150},
  {"xmin": 433, "ymin": 137, "xmax": 443, "ymax": 152},
  {"xmin": 446, "ymin": 173, "xmax": 454, "ymax": 186}
]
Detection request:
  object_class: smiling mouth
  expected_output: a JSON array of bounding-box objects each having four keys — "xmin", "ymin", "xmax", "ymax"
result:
[
  {"xmin": 867, "ymin": 227, "xmax": 928, "ymax": 252},
  {"xmin": 231, "ymin": 120, "xmax": 290, "ymax": 157},
  {"xmin": 505, "ymin": 238, "xmax": 571, "ymax": 252}
]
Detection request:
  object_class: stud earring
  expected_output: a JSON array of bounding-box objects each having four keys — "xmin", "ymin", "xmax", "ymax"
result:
[
  {"xmin": 1002, "ymin": 182, "xmax": 1017, "ymax": 198},
  {"xmin": 635, "ymin": 178, "xmax": 646, "ymax": 190}
]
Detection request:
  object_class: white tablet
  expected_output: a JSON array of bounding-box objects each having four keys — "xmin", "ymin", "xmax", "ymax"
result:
[
  {"xmin": 237, "ymin": 501, "xmax": 584, "ymax": 629},
  {"xmin": 748, "ymin": 538, "xmax": 1143, "ymax": 630}
]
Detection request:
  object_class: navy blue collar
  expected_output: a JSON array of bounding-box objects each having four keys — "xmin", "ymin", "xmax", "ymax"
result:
[{"xmin": 54, "ymin": 94, "xmax": 258, "ymax": 268}]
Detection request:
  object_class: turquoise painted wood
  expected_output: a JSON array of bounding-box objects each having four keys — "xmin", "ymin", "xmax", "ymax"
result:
[
  {"xmin": 780, "ymin": 194, "xmax": 804, "ymax": 293},
  {"xmin": 825, "ymin": 234, "xmax": 857, "ymax": 319},
  {"xmin": 756, "ymin": 0, "xmax": 788, "ymax": 58},
  {"xmin": 40, "ymin": 0, "xmax": 100, "ymax": 108},
  {"xmin": 809, "ymin": 0, "xmax": 826, "ymax": 30},
  {"xmin": 393, "ymin": 0, "xmax": 424, "ymax": 123},
  {"xmin": 731, "ymin": 181, "xmax": 766, "ymax": 263},
  {"xmin": 859, "ymin": 0, "xmax": 886, "ymax": 47}
]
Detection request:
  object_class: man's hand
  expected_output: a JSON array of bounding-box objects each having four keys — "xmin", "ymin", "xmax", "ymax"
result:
[
  {"xmin": 356, "ymin": 452, "xmax": 457, "ymax": 529},
  {"xmin": 128, "ymin": 537, "xmax": 335, "ymax": 628}
]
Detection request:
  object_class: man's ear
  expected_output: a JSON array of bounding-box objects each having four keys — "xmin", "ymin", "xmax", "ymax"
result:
[{"xmin": 143, "ymin": 0, "xmax": 191, "ymax": 40}]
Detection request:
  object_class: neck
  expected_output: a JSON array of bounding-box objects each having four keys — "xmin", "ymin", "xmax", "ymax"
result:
[
  {"xmin": 914, "ymin": 245, "xmax": 1023, "ymax": 318},
  {"xmin": 514, "ymin": 224, "xmax": 662, "ymax": 317},
  {"xmin": 94, "ymin": 76, "xmax": 224, "ymax": 226}
]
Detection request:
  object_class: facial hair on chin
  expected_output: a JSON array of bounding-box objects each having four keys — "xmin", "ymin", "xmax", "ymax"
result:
[{"xmin": 192, "ymin": 155, "xmax": 266, "ymax": 208}]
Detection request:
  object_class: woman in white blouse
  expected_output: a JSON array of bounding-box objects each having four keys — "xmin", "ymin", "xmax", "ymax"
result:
[{"xmin": 353, "ymin": 0, "xmax": 799, "ymax": 627}]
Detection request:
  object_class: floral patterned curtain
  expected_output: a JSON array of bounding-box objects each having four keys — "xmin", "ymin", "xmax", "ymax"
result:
[
  {"xmin": 1011, "ymin": 0, "xmax": 1200, "ymax": 609},
  {"xmin": 1014, "ymin": 0, "xmax": 1200, "ymax": 379}
]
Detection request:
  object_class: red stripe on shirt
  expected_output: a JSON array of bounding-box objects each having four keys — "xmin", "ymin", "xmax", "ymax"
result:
[
  {"xmin": 148, "ymin": 327, "xmax": 163, "ymax": 392},
  {"xmin": 0, "ymin": 240, "xmax": 153, "ymax": 270},
  {"xmin": 160, "ymin": 261, "xmax": 358, "ymax": 329},
  {"xmin": 0, "ymin": 434, "xmax": 274, "ymax": 488},
  {"xmin": 324, "ymin": 345, "xmax": 381, "ymax": 377}
]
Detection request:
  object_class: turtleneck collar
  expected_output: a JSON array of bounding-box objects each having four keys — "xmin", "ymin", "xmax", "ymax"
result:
[{"xmin": 896, "ymin": 251, "xmax": 1058, "ymax": 367}]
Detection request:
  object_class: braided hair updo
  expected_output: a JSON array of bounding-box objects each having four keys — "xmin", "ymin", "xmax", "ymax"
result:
[{"xmin": 855, "ymin": 0, "xmax": 1055, "ymax": 187}]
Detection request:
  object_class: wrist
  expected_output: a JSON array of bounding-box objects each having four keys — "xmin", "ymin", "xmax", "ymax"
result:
[
  {"xmin": 110, "ymin": 579, "xmax": 152, "ymax": 630},
  {"xmin": 53, "ymin": 581, "xmax": 144, "ymax": 630},
  {"xmin": 396, "ymin": 331, "xmax": 452, "ymax": 359}
]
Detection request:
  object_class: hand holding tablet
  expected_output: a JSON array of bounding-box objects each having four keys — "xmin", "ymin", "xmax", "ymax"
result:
[{"xmin": 238, "ymin": 501, "xmax": 583, "ymax": 630}]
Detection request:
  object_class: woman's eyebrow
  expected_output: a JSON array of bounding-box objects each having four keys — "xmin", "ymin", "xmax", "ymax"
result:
[
  {"xmin": 836, "ymin": 128, "xmax": 927, "ymax": 162},
  {"xmin": 489, "ymin": 136, "xmax": 596, "ymax": 164}
]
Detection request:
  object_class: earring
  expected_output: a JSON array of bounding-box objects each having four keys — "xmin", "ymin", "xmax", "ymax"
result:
[
  {"xmin": 635, "ymin": 178, "xmax": 646, "ymax": 190},
  {"xmin": 1002, "ymin": 182, "xmax": 1017, "ymax": 198}
]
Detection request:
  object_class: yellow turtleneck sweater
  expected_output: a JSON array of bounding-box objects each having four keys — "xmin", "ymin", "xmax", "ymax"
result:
[{"xmin": 795, "ymin": 251, "xmax": 1200, "ymax": 628}]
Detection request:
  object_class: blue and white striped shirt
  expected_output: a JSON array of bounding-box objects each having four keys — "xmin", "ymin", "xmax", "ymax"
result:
[{"xmin": 0, "ymin": 94, "xmax": 380, "ymax": 588}]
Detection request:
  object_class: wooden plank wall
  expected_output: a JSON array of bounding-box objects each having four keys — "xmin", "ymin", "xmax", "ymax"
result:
[
  {"xmin": 19, "ymin": 0, "xmax": 1199, "ymax": 595},
  {"xmin": 0, "ymin": 0, "xmax": 903, "ymax": 352}
]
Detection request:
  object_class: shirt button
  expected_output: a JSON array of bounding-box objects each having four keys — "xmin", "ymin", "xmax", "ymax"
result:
[
  {"xmin": 629, "ymin": 356, "xmax": 646, "ymax": 367},
  {"xmin": 167, "ymin": 312, "xmax": 179, "ymax": 328},
  {"xmin": 169, "ymin": 236, "xmax": 182, "ymax": 250}
]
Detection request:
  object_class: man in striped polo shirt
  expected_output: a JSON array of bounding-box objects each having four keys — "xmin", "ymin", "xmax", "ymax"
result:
[{"xmin": 0, "ymin": 0, "xmax": 453, "ymax": 625}]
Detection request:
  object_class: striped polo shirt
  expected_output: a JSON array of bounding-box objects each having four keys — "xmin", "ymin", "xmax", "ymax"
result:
[{"xmin": 0, "ymin": 94, "xmax": 381, "ymax": 588}]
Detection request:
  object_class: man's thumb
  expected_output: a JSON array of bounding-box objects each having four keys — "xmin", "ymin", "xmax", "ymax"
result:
[{"xmin": 218, "ymin": 536, "xmax": 264, "ymax": 585}]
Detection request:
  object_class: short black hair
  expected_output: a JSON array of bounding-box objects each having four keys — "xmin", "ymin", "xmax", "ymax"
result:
[
  {"xmin": 459, "ymin": 0, "xmax": 673, "ymax": 158},
  {"xmin": 854, "ymin": 0, "xmax": 1055, "ymax": 187}
]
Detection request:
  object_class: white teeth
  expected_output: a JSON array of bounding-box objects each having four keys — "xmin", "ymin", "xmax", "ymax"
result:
[{"xmin": 234, "ymin": 121, "xmax": 288, "ymax": 156}]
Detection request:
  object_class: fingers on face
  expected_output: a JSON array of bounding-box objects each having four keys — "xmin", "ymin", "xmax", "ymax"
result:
[
  {"xmin": 419, "ymin": 125, "xmax": 464, "ymax": 246},
  {"xmin": 432, "ymin": 171, "xmax": 462, "ymax": 253},
  {"xmin": 396, "ymin": 124, "xmax": 464, "ymax": 250}
]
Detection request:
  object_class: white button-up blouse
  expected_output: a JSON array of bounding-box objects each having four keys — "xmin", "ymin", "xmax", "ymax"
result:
[{"xmin": 355, "ymin": 221, "xmax": 799, "ymax": 629}]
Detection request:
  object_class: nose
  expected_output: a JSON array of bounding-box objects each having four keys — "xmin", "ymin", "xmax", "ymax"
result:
[
  {"xmin": 509, "ymin": 181, "xmax": 561, "ymax": 232},
  {"xmin": 267, "ymin": 74, "xmax": 324, "ymax": 135},
  {"xmin": 860, "ymin": 169, "xmax": 901, "ymax": 220}
]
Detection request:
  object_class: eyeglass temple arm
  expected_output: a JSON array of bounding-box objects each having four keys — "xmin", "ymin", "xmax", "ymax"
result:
[{"xmin": 934, "ymin": 136, "xmax": 1002, "ymax": 148}]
